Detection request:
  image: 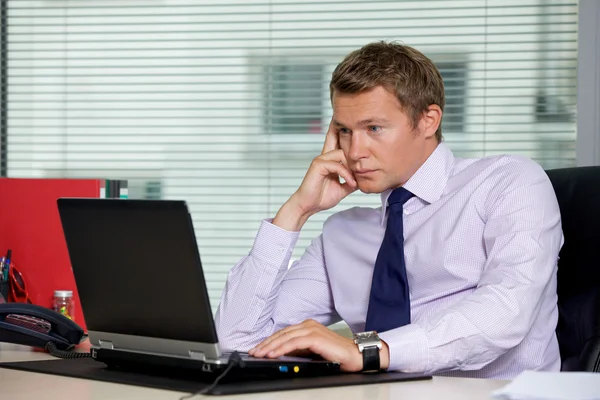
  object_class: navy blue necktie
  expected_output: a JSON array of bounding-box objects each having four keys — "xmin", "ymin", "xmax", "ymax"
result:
[{"xmin": 365, "ymin": 187, "xmax": 414, "ymax": 332}]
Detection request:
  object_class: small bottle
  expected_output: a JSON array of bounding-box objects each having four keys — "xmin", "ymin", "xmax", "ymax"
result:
[{"xmin": 53, "ymin": 290, "xmax": 75, "ymax": 320}]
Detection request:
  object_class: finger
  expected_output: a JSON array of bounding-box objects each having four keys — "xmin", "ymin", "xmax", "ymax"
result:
[
  {"xmin": 253, "ymin": 327, "xmax": 312, "ymax": 358},
  {"xmin": 284, "ymin": 349, "xmax": 315, "ymax": 358},
  {"xmin": 319, "ymin": 160, "xmax": 357, "ymax": 187},
  {"xmin": 254, "ymin": 319, "xmax": 329, "ymax": 357},
  {"xmin": 267, "ymin": 333, "xmax": 356, "ymax": 368},
  {"xmin": 340, "ymin": 181, "xmax": 359, "ymax": 197},
  {"xmin": 266, "ymin": 335, "xmax": 320, "ymax": 359},
  {"xmin": 318, "ymin": 148, "xmax": 350, "ymax": 168},
  {"xmin": 255, "ymin": 324, "xmax": 305, "ymax": 349},
  {"xmin": 249, "ymin": 324, "xmax": 307, "ymax": 355},
  {"xmin": 321, "ymin": 120, "xmax": 339, "ymax": 155}
]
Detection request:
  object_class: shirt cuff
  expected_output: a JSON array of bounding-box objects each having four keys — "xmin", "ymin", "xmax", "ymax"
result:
[
  {"xmin": 379, "ymin": 324, "xmax": 429, "ymax": 373},
  {"xmin": 249, "ymin": 219, "xmax": 300, "ymax": 268}
]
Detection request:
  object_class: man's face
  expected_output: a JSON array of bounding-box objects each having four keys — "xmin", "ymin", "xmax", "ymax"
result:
[{"xmin": 332, "ymin": 86, "xmax": 438, "ymax": 194}]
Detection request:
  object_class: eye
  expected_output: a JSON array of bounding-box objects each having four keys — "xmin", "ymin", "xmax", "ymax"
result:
[
  {"xmin": 337, "ymin": 128, "xmax": 351, "ymax": 135},
  {"xmin": 368, "ymin": 126, "xmax": 382, "ymax": 133}
]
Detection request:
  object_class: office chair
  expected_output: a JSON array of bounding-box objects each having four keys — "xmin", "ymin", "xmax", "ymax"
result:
[{"xmin": 546, "ymin": 166, "xmax": 600, "ymax": 372}]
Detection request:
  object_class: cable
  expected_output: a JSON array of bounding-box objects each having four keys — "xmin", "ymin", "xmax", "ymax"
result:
[
  {"xmin": 45, "ymin": 341, "xmax": 92, "ymax": 359},
  {"xmin": 179, "ymin": 351, "xmax": 243, "ymax": 399}
]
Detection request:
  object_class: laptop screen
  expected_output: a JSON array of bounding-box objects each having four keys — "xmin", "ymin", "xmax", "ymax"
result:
[{"xmin": 57, "ymin": 199, "xmax": 218, "ymax": 344}]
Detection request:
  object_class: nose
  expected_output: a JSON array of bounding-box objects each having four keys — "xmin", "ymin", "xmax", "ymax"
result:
[{"xmin": 347, "ymin": 131, "xmax": 369, "ymax": 161}]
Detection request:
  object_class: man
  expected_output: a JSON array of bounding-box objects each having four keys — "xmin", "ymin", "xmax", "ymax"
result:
[{"xmin": 215, "ymin": 41, "xmax": 563, "ymax": 379}]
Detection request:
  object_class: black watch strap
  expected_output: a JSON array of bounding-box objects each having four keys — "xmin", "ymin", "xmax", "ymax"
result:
[{"xmin": 362, "ymin": 346, "xmax": 380, "ymax": 371}]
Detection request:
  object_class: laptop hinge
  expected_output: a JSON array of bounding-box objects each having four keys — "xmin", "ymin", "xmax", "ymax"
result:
[
  {"xmin": 188, "ymin": 351, "xmax": 206, "ymax": 361},
  {"xmin": 98, "ymin": 340, "xmax": 114, "ymax": 349}
]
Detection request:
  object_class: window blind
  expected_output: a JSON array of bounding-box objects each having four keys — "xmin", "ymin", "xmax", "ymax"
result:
[{"xmin": 4, "ymin": 0, "xmax": 578, "ymax": 312}]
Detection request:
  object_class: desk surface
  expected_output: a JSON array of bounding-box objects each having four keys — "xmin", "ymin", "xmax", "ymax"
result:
[{"xmin": 0, "ymin": 343, "xmax": 508, "ymax": 399}]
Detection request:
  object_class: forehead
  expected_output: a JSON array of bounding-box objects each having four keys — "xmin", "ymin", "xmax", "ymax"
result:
[{"xmin": 332, "ymin": 87, "xmax": 405, "ymax": 124}]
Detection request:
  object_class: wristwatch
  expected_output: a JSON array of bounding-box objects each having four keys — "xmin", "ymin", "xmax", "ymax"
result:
[{"xmin": 353, "ymin": 331, "xmax": 382, "ymax": 372}]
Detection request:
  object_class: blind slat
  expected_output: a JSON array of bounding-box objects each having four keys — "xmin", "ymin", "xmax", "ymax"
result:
[{"xmin": 5, "ymin": 0, "xmax": 579, "ymax": 311}]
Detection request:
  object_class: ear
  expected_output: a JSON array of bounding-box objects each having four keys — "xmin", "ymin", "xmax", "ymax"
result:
[{"xmin": 419, "ymin": 104, "xmax": 442, "ymax": 139}]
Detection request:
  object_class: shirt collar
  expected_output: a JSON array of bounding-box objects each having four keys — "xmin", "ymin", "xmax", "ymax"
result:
[{"xmin": 379, "ymin": 141, "xmax": 455, "ymax": 225}]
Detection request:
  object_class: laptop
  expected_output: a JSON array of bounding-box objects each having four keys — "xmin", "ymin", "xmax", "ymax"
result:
[{"xmin": 56, "ymin": 198, "xmax": 340, "ymax": 378}]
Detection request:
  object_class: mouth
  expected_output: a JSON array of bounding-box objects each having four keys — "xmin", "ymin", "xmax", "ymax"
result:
[{"xmin": 353, "ymin": 170, "xmax": 377, "ymax": 176}]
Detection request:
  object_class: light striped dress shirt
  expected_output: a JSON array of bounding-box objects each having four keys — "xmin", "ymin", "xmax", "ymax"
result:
[{"xmin": 216, "ymin": 142, "xmax": 563, "ymax": 379}]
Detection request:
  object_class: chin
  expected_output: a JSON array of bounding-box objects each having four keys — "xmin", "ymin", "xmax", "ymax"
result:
[{"xmin": 357, "ymin": 182, "xmax": 386, "ymax": 194}]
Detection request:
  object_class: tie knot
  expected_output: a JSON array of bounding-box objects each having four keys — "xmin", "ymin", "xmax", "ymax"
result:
[{"xmin": 388, "ymin": 187, "xmax": 414, "ymax": 207}]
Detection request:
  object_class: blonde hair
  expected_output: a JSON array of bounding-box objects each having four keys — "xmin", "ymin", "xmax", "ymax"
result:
[{"xmin": 330, "ymin": 41, "xmax": 445, "ymax": 142}]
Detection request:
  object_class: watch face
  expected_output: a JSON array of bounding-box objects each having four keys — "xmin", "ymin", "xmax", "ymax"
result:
[
  {"xmin": 355, "ymin": 331, "xmax": 378, "ymax": 340},
  {"xmin": 354, "ymin": 331, "xmax": 382, "ymax": 351}
]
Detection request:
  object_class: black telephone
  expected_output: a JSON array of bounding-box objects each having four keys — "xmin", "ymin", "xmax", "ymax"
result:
[{"xmin": 0, "ymin": 303, "xmax": 90, "ymax": 358}]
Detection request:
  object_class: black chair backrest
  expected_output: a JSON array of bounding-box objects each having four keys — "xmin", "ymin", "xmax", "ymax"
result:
[{"xmin": 546, "ymin": 166, "xmax": 600, "ymax": 372}]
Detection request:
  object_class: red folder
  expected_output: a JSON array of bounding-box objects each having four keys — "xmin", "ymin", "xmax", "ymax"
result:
[{"xmin": 0, "ymin": 178, "xmax": 102, "ymax": 329}]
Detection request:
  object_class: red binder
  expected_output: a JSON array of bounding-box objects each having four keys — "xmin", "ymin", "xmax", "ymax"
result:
[{"xmin": 0, "ymin": 178, "xmax": 102, "ymax": 329}]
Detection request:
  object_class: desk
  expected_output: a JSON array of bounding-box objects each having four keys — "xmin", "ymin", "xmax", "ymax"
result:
[{"xmin": 0, "ymin": 343, "xmax": 508, "ymax": 399}]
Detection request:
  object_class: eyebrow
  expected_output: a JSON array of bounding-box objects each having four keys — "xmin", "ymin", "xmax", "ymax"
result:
[{"xmin": 333, "ymin": 118, "xmax": 391, "ymax": 127}]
